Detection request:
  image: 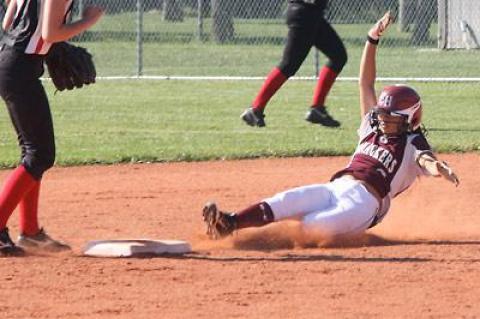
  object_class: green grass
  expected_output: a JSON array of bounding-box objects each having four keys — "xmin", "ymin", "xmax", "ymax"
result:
[
  {"xmin": 86, "ymin": 40, "xmax": 480, "ymax": 78},
  {"xmin": 69, "ymin": 12, "xmax": 480, "ymax": 78},
  {"xmin": 0, "ymin": 80, "xmax": 477, "ymax": 168}
]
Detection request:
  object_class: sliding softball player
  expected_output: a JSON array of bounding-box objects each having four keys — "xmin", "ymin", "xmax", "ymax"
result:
[{"xmin": 203, "ymin": 12, "xmax": 459, "ymax": 240}]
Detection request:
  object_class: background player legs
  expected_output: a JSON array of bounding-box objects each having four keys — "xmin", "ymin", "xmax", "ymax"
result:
[
  {"xmin": 305, "ymin": 18, "xmax": 348, "ymax": 127},
  {"xmin": 250, "ymin": 67, "xmax": 288, "ymax": 113},
  {"xmin": 311, "ymin": 18, "xmax": 348, "ymax": 109},
  {"xmin": 241, "ymin": 2, "xmax": 316, "ymax": 127}
]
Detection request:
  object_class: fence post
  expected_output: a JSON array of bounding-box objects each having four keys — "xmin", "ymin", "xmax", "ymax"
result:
[
  {"xmin": 411, "ymin": 0, "xmax": 435, "ymax": 45},
  {"xmin": 77, "ymin": 0, "xmax": 84, "ymax": 19},
  {"xmin": 136, "ymin": 0, "xmax": 144, "ymax": 76},
  {"xmin": 211, "ymin": 0, "xmax": 234, "ymax": 43},
  {"xmin": 163, "ymin": 0, "xmax": 184, "ymax": 21},
  {"xmin": 398, "ymin": 0, "xmax": 410, "ymax": 32},
  {"xmin": 438, "ymin": 0, "xmax": 447, "ymax": 49},
  {"xmin": 197, "ymin": 0, "xmax": 204, "ymax": 41}
]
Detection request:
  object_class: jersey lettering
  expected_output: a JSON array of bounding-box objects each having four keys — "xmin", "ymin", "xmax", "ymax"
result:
[
  {"xmin": 358, "ymin": 142, "xmax": 398, "ymax": 173},
  {"xmin": 332, "ymin": 113, "xmax": 432, "ymax": 202}
]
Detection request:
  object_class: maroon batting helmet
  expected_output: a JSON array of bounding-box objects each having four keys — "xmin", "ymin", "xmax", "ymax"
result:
[{"xmin": 375, "ymin": 85, "xmax": 423, "ymax": 131}]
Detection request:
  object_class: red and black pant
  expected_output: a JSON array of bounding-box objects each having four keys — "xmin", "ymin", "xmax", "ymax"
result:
[
  {"xmin": 279, "ymin": 1, "xmax": 347, "ymax": 77},
  {"xmin": 0, "ymin": 47, "xmax": 55, "ymax": 180}
]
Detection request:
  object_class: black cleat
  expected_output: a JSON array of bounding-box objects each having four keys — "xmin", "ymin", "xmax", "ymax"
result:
[
  {"xmin": 305, "ymin": 107, "xmax": 341, "ymax": 127},
  {"xmin": 241, "ymin": 107, "xmax": 266, "ymax": 127},
  {"xmin": 202, "ymin": 202, "xmax": 237, "ymax": 239},
  {"xmin": 0, "ymin": 228, "xmax": 25, "ymax": 257}
]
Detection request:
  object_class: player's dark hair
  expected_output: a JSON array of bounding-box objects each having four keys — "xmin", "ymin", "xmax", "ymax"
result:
[{"xmin": 411, "ymin": 124, "xmax": 428, "ymax": 136}]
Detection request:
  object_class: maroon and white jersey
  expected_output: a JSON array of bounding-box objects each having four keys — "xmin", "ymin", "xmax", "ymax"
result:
[
  {"xmin": 2, "ymin": 0, "xmax": 73, "ymax": 55},
  {"xmin": 332, "ymin": 113, "xmax": 432, "ymax": 216}
]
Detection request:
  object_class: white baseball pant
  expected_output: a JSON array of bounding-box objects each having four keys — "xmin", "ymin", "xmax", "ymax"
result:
[{"xmin": 264, "ymin": 176, "xmax": 380, "ymax": 237}]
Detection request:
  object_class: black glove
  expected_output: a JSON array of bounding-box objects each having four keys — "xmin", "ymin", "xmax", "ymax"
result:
[{"xmin": 45, "ymin": 42, "xmax": 97, "ymax": 92}]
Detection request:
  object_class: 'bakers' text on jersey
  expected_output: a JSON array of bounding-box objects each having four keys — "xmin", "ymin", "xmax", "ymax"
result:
[{"xmin": 357, "ymin": 142, "xmax": 397, "ymax": 173}]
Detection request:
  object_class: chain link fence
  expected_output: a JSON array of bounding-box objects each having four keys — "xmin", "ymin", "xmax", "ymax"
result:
[{"xmin": 2, "ymin": 0, "xmax": 479, "ymax": 79}]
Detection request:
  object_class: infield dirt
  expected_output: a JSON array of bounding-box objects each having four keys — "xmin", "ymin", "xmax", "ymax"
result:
[{"xmin": 0, "ymin": 153, "xmax": 479, "ymax": 318}]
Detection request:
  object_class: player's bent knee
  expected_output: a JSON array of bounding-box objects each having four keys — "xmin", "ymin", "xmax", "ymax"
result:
[
  {"xmin": 328, "ymin": 52, "xmax": 348, "ymax": 74},
  {"xmin": 22, "ymin": 150, "xmax": 56, "ymax": 180},
  {"xmin": 278, "ymin": 61, "xmax": 301, "ymax": 78}
]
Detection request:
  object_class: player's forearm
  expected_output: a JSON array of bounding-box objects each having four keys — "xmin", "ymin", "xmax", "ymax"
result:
[
  {"xmin": 359, "ymin": 41, "xmax": 377, "ymax": 89},
  {"xmin": 358, "ymin": 37, "xmax": 378, "ymax": 116},
  {"xmin": 42, "ymin": 20, "xmax": 96, "ymax": 43},
  {"xmin": 358, "ymin": 12, "xmax": 393, "ymax": 116},
  {"xmin": 2, "ymin": 0, "xmax": 16, "ymax": 30},
  {"xmin": 42, "ymin": 0, "xmax": 103, "ymax": 43}
]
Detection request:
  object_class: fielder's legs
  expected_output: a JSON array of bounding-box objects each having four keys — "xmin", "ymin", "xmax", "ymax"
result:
[
  {"xmin": 312, "ymin": 17, "xmax": 348, "ymax": 108},
  {"xmin": 242, "ymin": 3, "xmax": 318, "ymax": 127},
  {"xmin": 305, "ymin": 17, "xmax": 348, "ymax": 127}
]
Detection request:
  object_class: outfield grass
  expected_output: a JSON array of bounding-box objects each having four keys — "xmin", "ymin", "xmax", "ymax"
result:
[
  {"xmin": 77, "ymin": 12, "xmax": 480, "ymax": 78},
  {"xmin": 89, "ymin": 41, "xmax": 480, "ymax": 79},
  {"xmin": 0, "ymin": 80, "xmax": 477, "ymax": 168}
]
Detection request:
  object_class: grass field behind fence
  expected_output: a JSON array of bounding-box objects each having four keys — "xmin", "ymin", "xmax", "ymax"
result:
[
  {"xmin": 0, "ymin": 80, "xmax": 478, "ymax": 168},
  {"xmin": 90, "ymin": 41, "xmax": 480, "ymax": 78},
  {"xmin": 78, "ymin": 13, "xmax": 480, "ymax": 77}
]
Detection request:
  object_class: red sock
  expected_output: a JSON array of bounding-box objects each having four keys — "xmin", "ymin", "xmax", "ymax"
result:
[
  {"xmin": 252, "ymin": 67, "xmax": 288, "ymax": 110},
  {"xmin": 312, "ymin": 66, "xmax": 338, "ymax": 108},
  {"xmin": 0, "ymin": 165, "xmax": 38, "ymax": 230},
  {"xmin": 19, "ymin": 180, "xmax": 41, "ymax": 236},
  {"xmin": 235, "ymin": 202, "xmax": 274, "ymax": 229}
]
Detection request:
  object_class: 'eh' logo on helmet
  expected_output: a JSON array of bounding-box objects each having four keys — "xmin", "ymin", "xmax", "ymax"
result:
[{"xmin": 379, "ymin": 93, "xmax": 393, "ymax": 107}]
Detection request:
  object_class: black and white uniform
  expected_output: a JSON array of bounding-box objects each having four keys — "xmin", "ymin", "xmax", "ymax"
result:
[
  {"xmin": 0, "ymin": 0, "xmax": 73, "ymax": 180},
  {"xmin": 279, "ymin": 0, "xmax": 347, "ymax": 77}
]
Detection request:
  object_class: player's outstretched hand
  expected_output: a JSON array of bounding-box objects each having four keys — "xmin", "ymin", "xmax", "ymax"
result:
[
  {"xmin": 436, "ymin": 161, "xmax": 460, "ymax": 187},
  {"xmin": 368, "ymin": 11, "xmax": 393, "ymax": 40}
]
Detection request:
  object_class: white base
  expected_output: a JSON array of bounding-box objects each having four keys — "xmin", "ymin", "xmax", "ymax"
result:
[{"xmin": 83, "ymin": 239, "xmax": 192, "ymax": 257}]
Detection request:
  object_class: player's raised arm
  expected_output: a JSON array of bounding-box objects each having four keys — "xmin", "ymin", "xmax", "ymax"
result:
[{"xmin": 359, "ymin": 11, "xmax": 393, "ymax": 116}]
